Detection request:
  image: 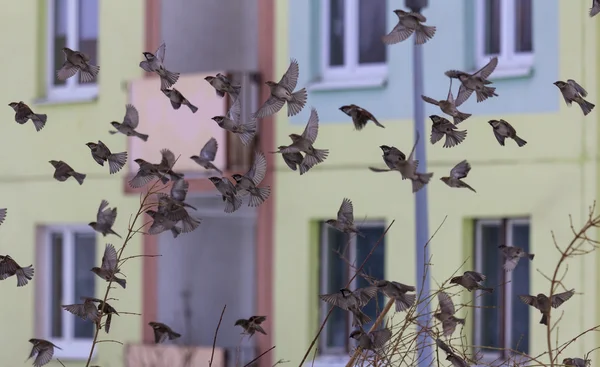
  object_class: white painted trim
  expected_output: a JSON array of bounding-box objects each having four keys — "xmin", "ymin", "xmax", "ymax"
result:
[
  {"xmin": 320, "ymin": 0, "xmax": 387, "ymax": 85},
  {"xmin": 474, "ymin": 0, "xmax": 534, "ymax": 77},
  {"xmin": 41, "ymin": 225, "xmax": 98, "ymax": 360},
  {"xmin": 307, "ymin": 355, "xmax": 350, "ymax": 367},
  {"xmin": 308, "ymin": 75, "xmax": 387, "ymax": 92},
  {"xmin": 45, "ymin": 0, "xmax": 99, "ymax": 103}
]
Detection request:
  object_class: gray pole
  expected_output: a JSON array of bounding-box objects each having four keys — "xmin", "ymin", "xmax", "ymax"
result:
[{"xmin": 405, "ymin": 1, "xmax": 432, "ymax": 366}]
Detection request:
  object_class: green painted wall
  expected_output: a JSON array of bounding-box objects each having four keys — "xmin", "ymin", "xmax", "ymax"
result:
[
  {"xmin": 273, "ymin": 0, "xmax": 600, "ymax": 365},
  {"xmin": 0, "ymin": 1, "xmax": 145, "ymax": 366}
]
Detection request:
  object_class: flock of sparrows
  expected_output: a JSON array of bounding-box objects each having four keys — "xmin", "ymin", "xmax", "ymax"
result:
[{"xmin": 10, "ymin": 5, "xmax": 598, "ymax": 367}]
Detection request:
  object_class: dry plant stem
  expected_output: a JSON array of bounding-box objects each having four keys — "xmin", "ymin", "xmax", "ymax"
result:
[
  {"xmin": 345, "ymin": 299, "xmax": 395, "ymax": 367},
  {"xmin": 84, "ymin": 179, "xmax": 164, "ymax": 367},
  {"xmin": 298, "ymin": 220, "xmax": 396, "ymax": 367},
  {"xmin": 243, "ymin": 346, "xmax": 276, "ymax": 367},
  {"xmin": 209, "ymin": 305, "xmax": 227, "ymax": 367}
]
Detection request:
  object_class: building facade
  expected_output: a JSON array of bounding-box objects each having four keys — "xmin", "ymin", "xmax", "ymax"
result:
[{"xmin": 273, "ymin": 1, "xmax": 600, "ymax": 366}]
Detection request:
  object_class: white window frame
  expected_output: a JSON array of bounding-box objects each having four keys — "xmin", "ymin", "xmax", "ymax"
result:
[
  {"xmin": 320, "ymin": 0, "xmax": 387, "ymax": 84},
  {"xmin": 474, "ymin": 0, "xmax": 534, "ymax": 77},
  {"xmin": 46, "ymin": 0, "xmax": 99, "ymax": 102},
  {"xmin": 473, "ymin": 218, "xmax": 530, "ymax": 363},
  {"xmin": 315, "ymin": 221, "xmax": 386, "ymax": 367},
  {"xmin": 39, "ymin": 225, "xmax": 97, "ymax": 360}
]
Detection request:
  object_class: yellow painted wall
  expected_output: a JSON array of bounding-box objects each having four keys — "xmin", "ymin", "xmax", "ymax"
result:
[
  {"xmin": 0, "ymin": 1, "xmax": 145, "ymax": 366},
  {"xmin": 273, "ymin": 0, "xmax": 600, "ymax": 365}
]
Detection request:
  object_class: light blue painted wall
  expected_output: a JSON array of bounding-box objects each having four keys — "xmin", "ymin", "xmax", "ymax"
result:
[{"xmin": 287, "ymin": 0, "xmax": 559, "ymax": 125}]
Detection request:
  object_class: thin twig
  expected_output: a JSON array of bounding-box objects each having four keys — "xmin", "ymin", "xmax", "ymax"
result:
[
  {"xmin": 209, "ymin": 304, "xmax": 227, "ymax": 367},
  {"xmin": 243, "ymin": 346, "xmax": 276, "ymax": 367}
]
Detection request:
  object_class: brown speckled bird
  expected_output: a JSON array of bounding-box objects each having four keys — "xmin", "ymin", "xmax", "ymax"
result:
[
  {"xmin": 62, "ymin": 296, "xmax": 100, "ymax": 322},
  {"xmin": 235, "ymin": 316, "xmax": 267, "ymax": 338},
  {"xmin": 205, "ymin": 73, "xmax": 241, "ymax": 100},
  {"xmin": 89, "ymin": 200, "xmax": 122, "ymax": 238},
  {"xmin": 212, "ymin": 98, "xmax": 257, "ymax": 146},
  {"xmin": 554, "ymin": 79, "xmax": 595, "ymax": 116},
  {"xmin": 382, "ymin": 9, "xmax": 436, "ymax": 45},
  {"xmin": 109, "ymin": 104, "xmax": 149, "ymax": 142},
  {"xmin": 85, "ymin": 140, "xmax": 128, "ymax": 174},
  {"xmin": 145, "ymin": 209, "xmax": 183, "ymax": 238},
  {"xmin": 440, "ymin": 160, "xmax": 476, "ymax": 193},
  {"xmin": 0, "ymin": 255, "xmax": 34, "ymax": 287},
  {"xmin": 89, "ymin": 297, "xmax": 119, "ymax": 333},
  {"xmin": 349, "ymin": 328, "xmax": 392, "ymax": 352},
  {"xmin": 0, "ymin": 208, "xmax": 7, "ymax": 226},
  {"xmin": 488, "ymin": 119, "xmax": 527, "ymax": 147},
  {"xmin": 319, "ymin": 287, "xmax": 377, "ymax": 327},
  {"xmin": 339, "ymin": 104, "xmax": 385, "ymax": 130},
  {"xmin": 519, "ymin": 289, "xmax": 575, "ymax": 325},
  {"xmin": 498, "ymin": 245, "xmax": 534, "ymax": 272},
  {"xmin": 253, "ymin": 58, "xmax": 307, "ymax": 118},
  {"xmin": 148, "ymin": 321, "xmax": 181, "ymax": 344},
  {"xmin": 49, "ymin": 160, "xmax": 86, "ymax": 185},
  {"xmin": 563, "ymin": 358, "xmax": 591, "ymax": 367},
  {"xmin": 592, "ymin": 0, "xmax": 600, "ymax": 17},
  {"xmin": 8, "ymin": 101, "xmax": 47, "ymax": 131},
  {"xmin": 450, "ymin": 271, "xmax": 493, "ymax": 293},
  {"xmin": 91, "ymin": 243, "xmax": 126, "ymax": 289},
  {"xmin": 434, "ymin": 292, "xmax": 465, "ymax": 337},
  {"xmin": 325, "ymin": 198, "xmax": 363, "ymax": 237},
  {"xmin": 57, "ymin": 47, "xmax": 100, "ymax": 83},
  {"xmin": 155, "ymin": 179, "xmax": 202, "ymax": 233},
  {"xmin": 28, "ymin": 338, "xmax": 61, "ymax": 367},
  {"xmin": 162, "ymin": 88, "xmax": 198, "ymax": 113},
  {"xmin": 139, "ymin": 42, "xmax": 180, "ymax": 90},
  {"xmin": 209, "ymin": 176, "xmax": 243, "ymax": 213},
  {"xmin": 232, "ymin": 151, "xmax": 271, "ymax": 207},
  {"xmin": 190, "ymin": 137, "xmax": 223, "ymax": 174},
  {"xmin": 445, "ymin": 57, "xmax": 498, "ymax": 107},
  {"xmin": 361, "ymin": 273, "xmax": 416, "ymax": 312},
  {"xmin": 429, "ymin": 115, "xmax": 467, "ymax": 148},
  {"xmin": 421, "ymin": 79, "xmax": 471, "ymax": 125},
  {"xmin": 436, "ymin": 339, "xmax": 469, "ymax": 367}
]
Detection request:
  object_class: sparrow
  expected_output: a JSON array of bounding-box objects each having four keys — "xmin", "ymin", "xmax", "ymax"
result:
[
  {"xmin": 139, "ymin": 42, "xmax": 180, "ymax": 90},
  {"xmin": 232, "ymin": 151, "xmax": 271, "ymax": 207},
  {"xmin": 450, "ymin": 271, "xmax": 493, "ymax": 293},
  {"xmin": 129, "ymin": 149, "xmax": 184, "ymax": 188},
  {"xmin": 440, "ymin": 160, "xmax": 476, "ymax": 193},
  {"xmin": 445, "ymin": 57, "xmax": 498, "ymax": 107},
  {"xmin": 85, "ymin": 140, "xmax": 128, "ymax": 174},
  {"xmin": 498, "ymin": 245, "xmax": 535, "ymax": 272},
  {"xmin": 57, "ymin": 47, "xmax": 100, "ymax": 83},
  {"xmin": 208, "ymin": 176, "xmax": 243, "ymax": 213},
  {"xmin": 205, "ymin": 73, "xmax": 241, "ymax": 100},
  {"xmin": 434, "ymin": 291, "xmax": 466, "ymax": 337},
  {"xmin": 212, "ymin": 98, "xmax": 257, "ymax": 146},
  {"xmin": 162, "ymin": 88, "xmax": 198, "ymax": 113},
  {"xmin": 563, "ymin": 358, "xmax": 591, "ymax": 367},
  {"xmin": 436, "ymin": 339, "xmax": 469, "ymax": 367},
  {"xmin": 280, "ymin": 150, "xmax": 307, "ymax": 174},
  {"xmin": 91, "ymin": 243, "xmax": 127, "ymax": 289},
  {"xmin": 325, "ymin": 198, "xmax": 364, "ymax": 237},
  {"xmin": 382, "ymin": 9, "xmax": 436, "ymax": 45},
  {"xmin": 28, "ymin": 339, "xmax": 61, "ymax": 367},
  {"xmin": 253, "ymin": 58, "xmax": 307, "ymax": 118},
  {"xmin": 370, "ymin": 145, "xmax": 406, "ymax": 172},
  {"xmin": 156, "ymin": 148, "xmax": 185, "ymax": 181},
  {"xmin": 148, "ymin": 321, "xmax": 182, "ymax": 344},
  {"xmin": 319, "ymin": 287, "xmax": 378, "ymax": 327},
  {"xmin": 8, "ymin": 102, "xmax": 47, "ymax": 131},
  {"xmin": 554, "ymin": 79, "xmax": 595, "ymax": 116},
  {"xmin": 145, "ymin": 209, "xmax": 184, "ymax": 238},
  {"xmin": 155, "ymin": 179, "xmax": 202, "ymax": 233},
  {"xmin": 0, "ymin": 255, "xmax": 34, "ymax": 287},
  {"xmin": 109, "ymin": 104, "xmax": 149, "ymax": 142},
  {"xmin": 271, "ymin": 107, "xmax": 329, "ymax": 173},
  {"xmin": 62, "ymin": 296, "xmax": 101, "ymax": 322},
  {"xmin": 49, "ymin": 160, "xmax": 86, "ymax": 185},
  {"xmin": 235, "ymin": 316, "xmax": 267, "ymax": 337},
  {"xmin": 592, "ymin": 0, "xmax": 600, "ymax": 17},
  {"xmin": 90, "ymin": 297, "xmax": 119, "ymax": 333},
  {"xmin": 519, "ymin": 289, "xmax": 575, "ymax": 325},
  {"xmin": 361, "ymin": 274, "xmax": 416, "ymax": 312},
  {"xmin": 89, "ymin": 200, "xmax": 122, "ymax": 238},
  {"xmin": 349, "ymin": 328, "xmax": 392, "ymax": 352},
  {"xmin": 429, "ymin": 115, "xmax": 467, "ymax": 148},
  {"xmin": 488, "ymin": 119, "xmax": 527, "ymax": 147},
  {"xmin": 190, "ymin": 137, "xmax": 223, "ymax": 174},
  {"xmin": 421, "ymin": 79, "xmax": 471, "ymax": 125},
  {"xmin": 0, "ymin": 208, "xmax": 7, "ymax": 226},
  {"xmin": 339, "ymin": 104, "xmax": 385, "ymax": 130}
]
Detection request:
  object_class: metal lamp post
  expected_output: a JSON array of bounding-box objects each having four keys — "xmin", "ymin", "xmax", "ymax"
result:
[{"xmin": 404, "ymin": 1, "xmax": 433, "ymax": 366}]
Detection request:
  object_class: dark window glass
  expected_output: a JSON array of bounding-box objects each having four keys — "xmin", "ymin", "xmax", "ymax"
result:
[
  {"xmin": 322, "ymin": 226, "xmax": 348, "ymax": 350},
  {"xmin": 477, "ymin": 223, "xmax": 502, "ymax": 349},
  {"xmin": 73, "ymin": 232, "xmax": 96, "ymax": 338},
  {"xmin": 484, "ymin": 0, "xmax": 501, "ymax": 55},
  {"xmin": 511, "ymin": 223, "xmax": 530, "ymax": 353},
  {"xmin": 328, "ymin": 0, "xmax": 345, "ymax": 66},
  {"xmin": 50, "ymin": 233, "xmax": 64, "ymax": 338},
  {"xmin": 355, "ymin": 226, "xmax": 385, "ymax": 331},
  {"xmin": 53, "ymin": 0, "xmax": 68, "ymax": 86},
  {"xmin": 358, "ymin": 0, "xmax": 387, "ymax": 64},
  {"xmin": 78, "ymin": 0, "xmax": 99, "ymax": 84},
  {"xmin": 515, "ymin": 0, "xmax": 533, "ymax": 52}
]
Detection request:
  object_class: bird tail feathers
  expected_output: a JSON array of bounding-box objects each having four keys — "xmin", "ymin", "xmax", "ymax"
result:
[
  {"xmin": 72, "ymin": 172, "xmax": 86, "ymax": 185},
  {"xmin": 579, "ymin": 99, "xmax": 595, "ymax": 116},
  {"xmin": 475, "ymin": 86, "xmax": 498, "ymax": 103},
  {"xmin": 248, "ymin": 186, "xmax": 271, "ymax": 207},
  {"xmin": 411, "ymin": 172, "xmax": 433, "ymax": 193},
  {"xmin": 528, "ymin": 253, "xmax": 535, "ymax": 260},
  {"xmin": 114, "ymin": 276, "xmax": 127, "ymax": 289},
  {"xmin": 107, "ymin": 152, "xmax": 128, "ymax": 174},
  {"xmin": 352, "ymin": 310, "xmax": 371, "ymax": 327},
  {"xmin": 160, "ymin": 69, "xmax": 180, "ymax": 90},
  {"xmin": 15, "ymin": 265, "xmax": 34, "ymax": 287},
  {"xmin": 540, "ymin": 313, "xmax": 548, "ymax": 325},
  {"xmin": 134, "ymin": 131, "xmax": 149, "ymax": 141},
  {"xmin": 443, "ymin": 129, "xmax": 467, "ymax": 148},
  {"xmin": 31, "ymin": 113, "xmax": 47, "ymax": 131},
  {"xmin": 225, "ymin": 194, "xmax": 243, "ymax": 213},
  {"xmin": 170, "ymin": 225, "xmax": 182, "ymax": 238},
  {"xmin": 513, "ymin": 135, "xmax": 528, "ymax": 147},
  {"xmin": 287, "ymin": 88, "xmax": 307, "ymax": 117},
  {"xmin": 186, "ymin": 102, "xmax": 199, "ymax": 113},
  {"xmin": 238, "ymin": 119, "xmax": 257, "ymax": 146},
  {"xmin": 395, "ymin": 293, "xmax": 417, "ymax": 312},
  {"xmin": 80, "ymin": 64, "xmax": 100, "ymax": 83},
  {"xmin": 180, "ymin": 216, "xmax": 201, "ymax": 233},
  {"xmin": 414, "ymin": 24, "xmax": 436, "ymax": 45},
  {"xmin": 453, "ymin": 111, "xmax": 471, "ymax": 125},
  {"xmin": 591, "ymin": 4, "xmax": 600, "ymax": 17}
]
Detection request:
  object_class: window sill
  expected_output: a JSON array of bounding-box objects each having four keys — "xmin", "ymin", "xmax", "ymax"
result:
[
  {"xmin": 307, "ymin": 75, "xmax": 387, "ymax": 92},
  {"xmin": 470, "ymin": 66, "xmax": 533, "ymax": 80},
  {"xmin": 50, "ymin": 339, "xmax": 96, "ymax": 360},
  {"xmin": 304, "ymin": 355, "xmax": 350, "ymax": 367},
  {"xmin": 34, "ymin": 93, "xmax": 99, "ymax": 106}
]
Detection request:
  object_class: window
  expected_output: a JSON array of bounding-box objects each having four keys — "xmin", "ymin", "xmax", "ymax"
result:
[
  {"xmin": 318, "ymin": 222, "xmax": 386, "ymax": 358},
  {"xmin": 321, "ymin": 0, "xmax": 387, "ymax": 83},
  {"xmin": 473, "ymin": 219, "xmax": 530, "ymax": 360},
  {"xmin": 39, "ymin": 226, "xmax": 97, "ymax": 359},
  {"xmin": 47, "ymin": 0, "xmax": 99, "ymax": 101},
  {"xmin": 475, "ymin": 0, "xmax": 533, "ymax": 76}
]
